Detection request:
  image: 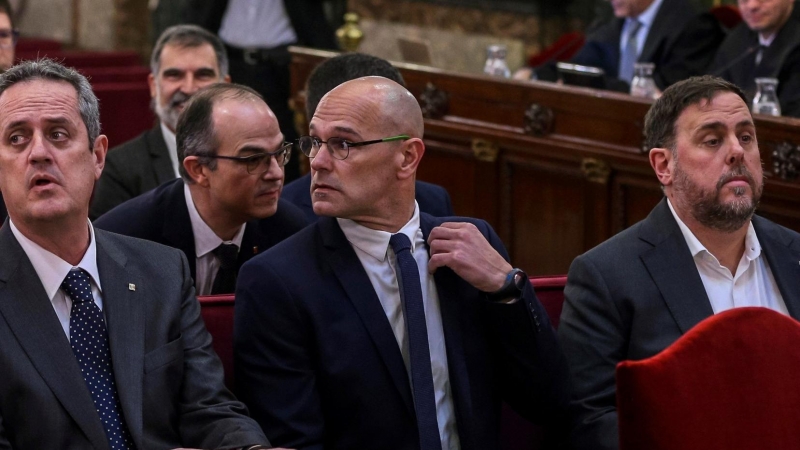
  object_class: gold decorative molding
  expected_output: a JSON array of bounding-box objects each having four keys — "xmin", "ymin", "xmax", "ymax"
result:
[
  {"xmin": 581, "ymin": 157, "xmax": 611, "ymax": 184},
  {"xmin": 471, "ymin": 138, "xmax": 499, "ymax": 162},
  {"xmin": 523, "ymin": 103, "xmax": 554, "ymax": 136}
]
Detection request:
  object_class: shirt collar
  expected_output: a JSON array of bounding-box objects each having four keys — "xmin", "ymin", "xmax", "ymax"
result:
[
  {"xmin": 9, "ymin": 219, "xmax": 102, "ymax": 300},
  {"xmin": 633, "ymin": 0, "xmax": 663, "ymax": 29},
  {"xmin": 667, "ymin": 198, "xmax": 761, "ymax": 261},
  {"xmin": 337, "ymin": 202, "xmax": 421, "ymax": 263},
  {"xmin": 184, "ymin": 183, "xmax": 246, "ymax": 257},
  {"xmin": 759, "ymin": 33, "xmax": 777, "ymax": 47}
]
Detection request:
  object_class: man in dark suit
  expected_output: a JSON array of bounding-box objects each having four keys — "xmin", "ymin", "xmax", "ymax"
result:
[
  {"xmin": 0, "ymin": 60, "xmax": 274, "ymax": 449},
  {"xmin": 90, "ymin": 25, "xmax": 231, "ymax": 219},
  {"xmin": 235, "ymin": 76, "xmax": 570, "ymax": 449},
  {"xmin": 186, "ymin": 0, "xmax": 339, "ymax": 183},
  {"xmin": 96, "ymin": 83, "xmax": 307, "ymax": 296},
  {"xmin": 559, "ymin": 75, "xmax": 800, "ymax": 450},
  {"xmin": 520, "ymin": 0, "xmax": 724, "ymax": 92},
  {"xmin": 282, "ymin": 52, "xmax": 454, "ymax": 223},
  {"xmin": 710, "ymin": 0, "xmax": 800, "ymax": 117}
]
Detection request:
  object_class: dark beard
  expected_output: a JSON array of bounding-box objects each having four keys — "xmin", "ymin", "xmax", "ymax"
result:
[{"xmin": 673, "ymin": 163, "xmax": 763, "ymax": 233}]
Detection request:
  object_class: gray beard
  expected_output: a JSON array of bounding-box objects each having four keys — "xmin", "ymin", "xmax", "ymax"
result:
[{"xmin": 672, "ymin": 163, "xmax": 763, "ymax": 233}]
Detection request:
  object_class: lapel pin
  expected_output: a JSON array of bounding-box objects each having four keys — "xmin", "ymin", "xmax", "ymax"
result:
[
  {"xmin": 253, "ymin": 246, "xmax": 258, "ymax": 255},
  {"xmin": 128, "ymin": 283, "xmax": 136, "ymax": 291}
]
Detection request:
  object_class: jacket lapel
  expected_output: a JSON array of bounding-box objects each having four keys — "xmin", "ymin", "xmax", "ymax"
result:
[
  {"xmin": 159, "ymin": 179, "xmax": 198, "ymax": 280},
  {"xmin": 147, "ymin": 125, "xmax": 178, "ymax": 185},
  {"xmin": 419, "ymin": 214, "xmax": 476, "ymax": 447},
  {"xmin": 95, "ymin": 231, "xmax": 146, "ymax": 449},
  {"xmin": 639, "ymin": 199, "xmax": 714, "ymax": 334},
  {"xmin": 640, "ymin": 2, "xmax": 671, "ymax": 62},
  {"xmin": 0, "ymin": 226, "xmax": 110, "ymax": 449},
  {"xmin": 317, "ymin": 217, "xmax": 414, "ymax": 415},
  {"xmin": 753, "ymin": 216, "xmax": 800, "ymax": 318}
]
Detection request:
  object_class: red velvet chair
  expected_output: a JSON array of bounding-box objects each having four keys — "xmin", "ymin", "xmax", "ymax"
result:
[
  {"xmin": 92, "ymin": 81, "xmax": 154, "ymax": 147},
  {"xmin": 198, "ymin": 294, "xmax": 236, "ymax": 390},
  {"xmin": 527, "ymin": 32, "xmax": 585, "ymax": 68},
  {"xmin": 710, "ymin": 5, "xmax": 743, "ymax": 29},
  {"xmin": 16, "ymin": 37, "xmax": 62, "ymax": 53},
  {"xmin": 617, "ymin": 307, "xmax": 800, "ymax": 450},
  {"xmin": 500, "ymin": 275, "xmax": 568, "ymax": 450},
  {"xmin": 80, "ymin": 66, "xmax": 151, "ymax": 84},
  {"xmin": 15, "ymin": 50, "xmax": 142, "ymax": 68}
]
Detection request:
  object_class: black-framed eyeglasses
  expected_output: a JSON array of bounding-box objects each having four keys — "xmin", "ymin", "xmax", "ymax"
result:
[
  {"xmin": 296, "ymin": 134, "xmax": 410, "ymax": 160},
  {"xmin": 0, "ymin": 29, "xmax": 19, "ymax": 48},
  {"xmin": 205, "ymin": 142, "xmax": 292, "ymax": 174}
]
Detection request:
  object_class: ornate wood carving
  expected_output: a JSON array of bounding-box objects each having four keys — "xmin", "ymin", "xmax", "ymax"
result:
[
  {"xmin": 523, "ymin": 103, "xmax": 554, "ymax": 136},
  {"xmin": 419, "ymin": 83, "xmax": 449, "ymax": 119},
  {"xmin": 772, "ymin": 141, "xmax": 800, "ymax": 181},
  {"xmin": 581, "ymin": 157, "xmax": 611, "ymax": 184},
  {"xmin": 471, "ymin": 138, "xmax": 499, "ymax": 162}
]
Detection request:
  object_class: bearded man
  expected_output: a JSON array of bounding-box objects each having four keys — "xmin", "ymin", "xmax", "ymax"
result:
[
  {"xmin": 90, "ymin": 25, "xmax": 230, "ymax": 219},
  {"xmin": 558, "ymin": 75, "xmax": 800, "ymax": 450}
]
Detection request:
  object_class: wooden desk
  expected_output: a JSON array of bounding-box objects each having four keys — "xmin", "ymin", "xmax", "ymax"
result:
[{"xmin": 290, "ymin": 47, "xmax": 800, "ymax": 275}]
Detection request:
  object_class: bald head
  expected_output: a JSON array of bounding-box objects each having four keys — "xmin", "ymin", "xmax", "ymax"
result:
[{"xmin": 316, "ymin": 76, "xmax": 424, "ymax": 138}]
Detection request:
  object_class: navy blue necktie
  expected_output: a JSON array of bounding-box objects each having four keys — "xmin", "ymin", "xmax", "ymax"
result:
[
  {"xmin": 389, "ymin": 233, "xmax": 441, "ymax": 450},
  {"xmin": 211, "ymin": 243, "xmax": 239, "ymax": 294},
  {"xmin": 62, "ymin": 269, "xmax": 135, "ymax": 450}
]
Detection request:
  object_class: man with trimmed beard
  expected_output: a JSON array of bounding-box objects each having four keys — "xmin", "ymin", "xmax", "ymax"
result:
[
  {"xmin": 558, "ymin": 75, "xmax": 800, "ymax": 450},
  {"xmin": 90, "ymin": 25, "xmax": 230, "ymax": 219}
]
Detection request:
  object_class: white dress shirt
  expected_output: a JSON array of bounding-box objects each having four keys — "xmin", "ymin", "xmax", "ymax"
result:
[
  {"xmin": 10, "ymin": 219, "xmax": 104, "ymax": 338},
  {"xmin": 159, "ymin": 121, "xmax": 180, "ymax": 179},
  {"xmin": 668, "ymin": 199, "xmax": 788, "ymax": 315},
  {"xmin": 218, "ymin": 0, "xmax": 298, "ymax": 49},
  {"xmin": 619, "ymin": 0, "xmax": 664, "ymax": 58},
  {"xmin": 184, "ymin": 184, "xmax": 246, "ymax": 295},
  {"xmin": 338, "ymin": 202, "xmax": 461, "ymax": 450}
]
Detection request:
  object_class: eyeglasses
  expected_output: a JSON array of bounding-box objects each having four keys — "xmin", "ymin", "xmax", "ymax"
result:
[
  {"xmin": 296, "ymin": 134, "xmax": 410, "ymax": 160},
  {"xmin": 205, "ymin": 142, "xmax": 292, "ymax": 174},
  {"xmin": 0, "ymin": 29, "xmax": 19, "ymax": 48}
]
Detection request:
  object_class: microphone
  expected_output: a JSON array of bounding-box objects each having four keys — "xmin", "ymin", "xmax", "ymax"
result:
[{"xmin": 711, "ymin": 45, "xmax": 762, "ymax": 76}]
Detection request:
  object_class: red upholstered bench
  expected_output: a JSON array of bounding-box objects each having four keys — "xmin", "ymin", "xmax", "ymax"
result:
[
  {"xmin": 198, "ymin": 294, "xmax": 236, "ymax": 390},
  {"xmin": 16, "ymin": 37, "xmax": 63, "ymax": 53},
  {"xmin": 16, "ymin": 50, "xmax": 142, "ymax": 68},
  {"xmin": 80, "ymin": 66, "xmax": 151, "ymax": 84},
  {"xmin": 92, "ymin": 81, "xmax": 153, "ymax": 147}
]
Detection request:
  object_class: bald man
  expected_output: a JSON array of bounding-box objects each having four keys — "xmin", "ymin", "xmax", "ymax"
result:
[{"xmin": 234, "ymin": 76, "xmax": 570, "ymax": 450}]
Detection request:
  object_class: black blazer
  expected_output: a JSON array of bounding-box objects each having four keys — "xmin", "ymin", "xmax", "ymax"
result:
[
  {"xmin": 558, "ymin": 198, "xmax": 800, "ymax": 450},
  {"xmin": 0, "ymin": 193, "xmax": 6, "ymax": 225},
  {"xmin": 570, "ymin": 0, "xmax": 724, "ymax": 90},
  {"xmin": 710, "ymin": 0, "xmax": 800, "ymax": 117},
  {"xmin": 0, "ymin": 223, "xmax": 268, "ymax": 448},
  {"xmin": 93, "ymin": 178, "xmax": 308, "ymax": 288},
  {"xmin": 281, "ymin": 173, "xmax": 455, "ymax": 223},
  {"xmin": 234, "ymin": 213, "xmax": 570, "ymax": 450},
  {"xmin": 185, "ymin": 0, "xmax": 338, "ymax": 50},
  {"xmin": 90, "ymin": 125, "xmax": 176, "ymax": 220}
]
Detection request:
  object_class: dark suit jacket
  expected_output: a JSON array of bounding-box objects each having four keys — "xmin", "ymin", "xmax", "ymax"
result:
[
  {"xmin": 0, "ymin": 193, "xmax": 5, "ymax": 226},
  {"xmin": 186, "ymin": 0, "xmax": 338, "ymax": 50},
  {"xmin": 558, "ymin": 198, "xmax": 800, "ymax": 450},
  {"xmin": 281, "ymin": 173, "xmax": 455, "ymax": 223},
  {"xmin": 90, "ymin": 125, "xmax": 176, "ymax": 220},
  {"xmin": 94, "ymin": 178, "xmax": 308, "ymax": 289},
  {"xmin": 711, "ymin": 0, "xmax": 800, "ymax": 117},
  {"xmin": 234, "ymin": 213, "xmax": 570, "ymax": 450},
  {"xmin": 0, "ymin": 223, "xmax": 268, "ymax": 449},
  {"xmin": 569, "ymin": 0, "xmax": 724, "ymax": 91}
]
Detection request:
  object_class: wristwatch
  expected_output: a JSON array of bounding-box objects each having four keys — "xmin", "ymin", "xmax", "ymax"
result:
[{"xmin": 486, "ymin": 268, "xmax": 527, "ymax": 302}]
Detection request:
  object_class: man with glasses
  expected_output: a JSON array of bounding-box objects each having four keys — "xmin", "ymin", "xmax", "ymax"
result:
[
  {"xmin": 95, "ymin": 83, "xmax": 307, "ymax": 295},
  {"xmin": 234, "ymin": 76, "xmax": 570, "ymax": 449}
]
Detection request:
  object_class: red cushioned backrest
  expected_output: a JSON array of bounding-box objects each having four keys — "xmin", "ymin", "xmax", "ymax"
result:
[
  {"xmin": 80, "ymin": 66, "xmax": 151, "ymax": 84},
  {"xmin": 617, "ymin": 307, "xmax": 800, "ymax": 450},
  {"xmin": 527, "ymin": 32, "xmax": 585, "ymax": 68},
  {"xmin": 16, "ymin": 38, "xmax": 63, "ymax": 53},
  {"xmin": 710, "ymin": 5, "xmax": 743, "ymax": 29},
  {"xmin": 92, "ymin": 81, "xmax": 154, "ymax": 147},
  {"xmin": 530, "ymin": 275, "xmax": 567, "ymax": 329},
  {"xmin": 198, "ymin": 294, "xmax": 236, "ymax": 390}
]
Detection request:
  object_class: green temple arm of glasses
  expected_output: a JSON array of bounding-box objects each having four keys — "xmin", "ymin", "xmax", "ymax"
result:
[{"xmin": 347, "ymin": 134, "xmax": 410, "ymax": 147}]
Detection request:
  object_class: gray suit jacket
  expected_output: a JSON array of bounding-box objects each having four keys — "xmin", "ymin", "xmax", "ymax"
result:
[
  {"xmin": 90, "ymin": 125, "xmax": 175, "ymax": 220},
  {"xmin": 558, "ymin": 198, "xmax": 800, "ymax": 450},
  {"xmin": 0, "ymin": 222, "xmax": 267, "ymax": 449}
]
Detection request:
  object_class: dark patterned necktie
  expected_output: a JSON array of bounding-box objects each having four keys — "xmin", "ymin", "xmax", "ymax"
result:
[
  {"xmin": 211, "ymin": 243, "xmax": 239, "ymax": 294},
  {"xmin": 61, "ymin": 268, "xmax": 135, "ymax": 450},
  {"xmin": 619, "ymin": 19, "xmax": 642, "ymax": 82},
  {"xmin": 389, "ymin": 233, "xmax": 441, "ymax": 450}
]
